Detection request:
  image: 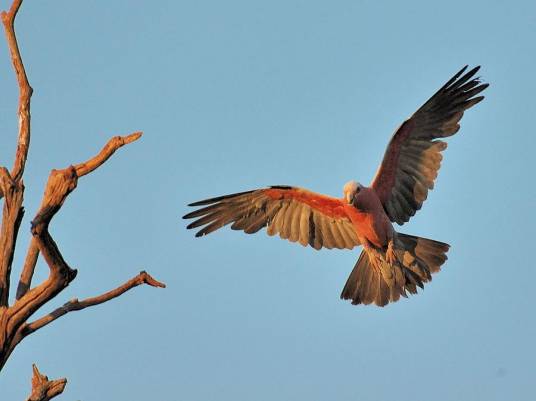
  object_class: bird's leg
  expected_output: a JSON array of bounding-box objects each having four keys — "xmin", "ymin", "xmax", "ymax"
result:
[
  {"xmin": 362, "ymin": 239, "xmax": 383, "ymax": 271},
  {"xmin": 385, "ymin": 238, "xmax": 397, "ymax": 266}
]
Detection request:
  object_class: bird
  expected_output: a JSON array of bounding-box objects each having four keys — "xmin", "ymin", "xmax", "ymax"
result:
[{"xmin": 183, "ymin": 65, "xmax": 488, "ymax": 307}]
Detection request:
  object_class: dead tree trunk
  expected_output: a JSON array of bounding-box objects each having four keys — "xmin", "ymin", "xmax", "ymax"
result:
[{"xmin": 0, "ymin": 0, "xmax": 165, "ymax": 397}]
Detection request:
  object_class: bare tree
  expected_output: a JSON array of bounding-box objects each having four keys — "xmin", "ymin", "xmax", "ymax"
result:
[{"xmin": 0, "ymin": 0, "xmax": 165, "ymax": 398}]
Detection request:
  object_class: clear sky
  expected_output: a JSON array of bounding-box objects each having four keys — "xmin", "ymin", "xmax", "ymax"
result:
[{"xmin": 0, "ymin": 0, "xmax": 535, "ymax": 400}]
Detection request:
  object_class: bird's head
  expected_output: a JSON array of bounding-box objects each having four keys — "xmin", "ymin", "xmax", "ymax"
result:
[{"xmin": 343, "ymin": 180, "xmax": 362, "ymax": 204}]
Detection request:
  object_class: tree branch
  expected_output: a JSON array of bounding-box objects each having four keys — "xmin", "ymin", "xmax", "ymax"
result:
[
  {"xmin": 1, "ymin": 0, "xmax": 33, "ymax": 184},
  {"xmin": 21, "ymin": 271, "xmax": 165, "ymax": 337},
  {"xmin": 0, "ymin": 3, "xmax": 163, "ymax": 395},
  {"xmin": 0, "ymin": 167, "xmax": 24, "ymax": 306},
  {"xmin": 0, "ymin": 0, "xmax": 30, "ymax": 308},
  {"xmin": 15, "ymin": 238, "xmax": 38, "ymax": 299},
  {"xmin": 5, "ymin": 132, "xmax": 141, "ymax": 325},
  {"xmin": 14, "ymin": 132, "xmax": 143, "ymax": 301},
  {"xmin": 74, "ymin": 131, "xmax": 142, "ymax": 177},
  {"xmin": 26, "ymin": 364, "xmax": 66, "ymax": 401}
]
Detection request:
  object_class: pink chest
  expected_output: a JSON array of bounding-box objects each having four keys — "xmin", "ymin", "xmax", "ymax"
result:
[{"xmin": 343, "ymin": 200, "xmax": 393, "ymax": 248}]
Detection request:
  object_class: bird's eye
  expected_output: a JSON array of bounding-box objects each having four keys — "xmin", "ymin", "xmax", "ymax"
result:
[{"xmin": 355, "ymin": 186, "xmax": 361, "ymax": 193}]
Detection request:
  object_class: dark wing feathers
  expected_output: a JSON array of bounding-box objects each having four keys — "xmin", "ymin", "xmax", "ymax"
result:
[
  {"xmin": 371, "ymin": 65, "xmax": 488, "ymax": 224},
  {"xmin": 183, "ymin": 186, "xmax": 360, "ymax": 250}
]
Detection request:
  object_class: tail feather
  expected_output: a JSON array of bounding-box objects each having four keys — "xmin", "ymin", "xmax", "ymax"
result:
[{"xmin": 340, "ymin": 233, "xmax": 449, "ymax": 307}]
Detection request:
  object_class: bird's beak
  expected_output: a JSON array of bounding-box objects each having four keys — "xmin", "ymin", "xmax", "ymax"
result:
[{"xmin": 345, "ymin": 192, "xmax": 353, "ymax": 204}]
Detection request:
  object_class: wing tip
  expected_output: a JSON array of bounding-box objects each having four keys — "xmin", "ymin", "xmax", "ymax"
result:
[
  {"xmin": 444, "ymin": 65, "xmax": 485, "ymax": 92},
  {"xmin": 183, "ymin": 210, "xmax": 199, "ymax": 219},
  {"xmin": 188, "ymin": 199, "xmax": 214, "ymax": 207},
  {"xmin": 450, "ymin": 65, "xmax": 469, "ymax": 83},
  {"xmin": 467, "ymin": 65, "xmax": 480, "ymax": 74},
  {"xmin": 186, "ymin": 221, "xmax": 197, "ymax": 229}
]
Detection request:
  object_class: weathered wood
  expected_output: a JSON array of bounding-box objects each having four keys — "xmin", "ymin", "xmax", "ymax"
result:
[
  {"xmin": 1, "ymin": 0, "xmax": 33, "ymax": 184},
  {"xmin": 0, "ymin": 0, "xmax": 165, "ymax": 399},
  {"xmin": 22, "ymin": 271, "xmax": 165, "ymax": 337},
  {"xmin": 25, "ymin": 365, "xmax": 66, "ymax": 401},
  {"xmin": 15, "ymin": 238, "xmax": 38, "ymax": 299},
  {"xmin": 0, "ymin": 168, "xmax": 24, "ymax": 306}
]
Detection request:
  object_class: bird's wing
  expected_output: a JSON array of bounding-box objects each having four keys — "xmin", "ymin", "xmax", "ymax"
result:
[
  {"xmin": 371, "ymin": 66, "xmax": 488, "ymax": 225},
  {"xmin": 183, "ymin": 186, "xmax": 360, "ymax": 250}
]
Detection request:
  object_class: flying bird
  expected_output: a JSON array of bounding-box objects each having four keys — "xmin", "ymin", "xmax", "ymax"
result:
[{"xmin": 184, "ymin": 65, "xmax": 488, "ymax": 307}]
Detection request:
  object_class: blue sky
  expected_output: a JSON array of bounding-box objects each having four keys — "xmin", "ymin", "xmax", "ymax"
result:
[{"xmin": 0, "ymin": 0, "xmax": 535, "ymax": 400}]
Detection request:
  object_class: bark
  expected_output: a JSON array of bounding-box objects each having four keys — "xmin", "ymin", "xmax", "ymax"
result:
[{"xmin": 0, "ymin": 0, "xmax": 165, "ymax": 398}]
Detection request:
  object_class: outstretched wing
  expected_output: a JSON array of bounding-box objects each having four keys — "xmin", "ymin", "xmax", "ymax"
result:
[
  {"xmin": 183, "ymin": 186, "xmax": 360, "ymax": 250},
  {"xmin": 371, "ymin": 65, "xmax": 488, "ymax": 225}
]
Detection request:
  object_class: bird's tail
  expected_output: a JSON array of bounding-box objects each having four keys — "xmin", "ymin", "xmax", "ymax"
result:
[{"xmin": 340, "ymin": 233, "xmax": 450, "ymax": 307}]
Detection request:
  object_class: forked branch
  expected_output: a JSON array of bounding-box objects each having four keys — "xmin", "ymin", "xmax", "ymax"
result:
[
  {"xmin": 15, "ymin": 131, "xmax": 145, "ymax": 301},
  {"xmin": 26, "ymin": 364, "xmax": 66, "ymax": 401},
  {"xmin": 4, "ymin": 132, "xmax": 154, "ymax": 351},
  {"xmin": 0, "ymin": 167, "xmax": 24, "ymax": 306}
]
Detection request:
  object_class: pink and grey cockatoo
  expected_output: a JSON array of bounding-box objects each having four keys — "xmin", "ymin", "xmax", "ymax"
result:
[{"xmin": 183, "ymin": 66, "xmax": 488, "ymax": 306}]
